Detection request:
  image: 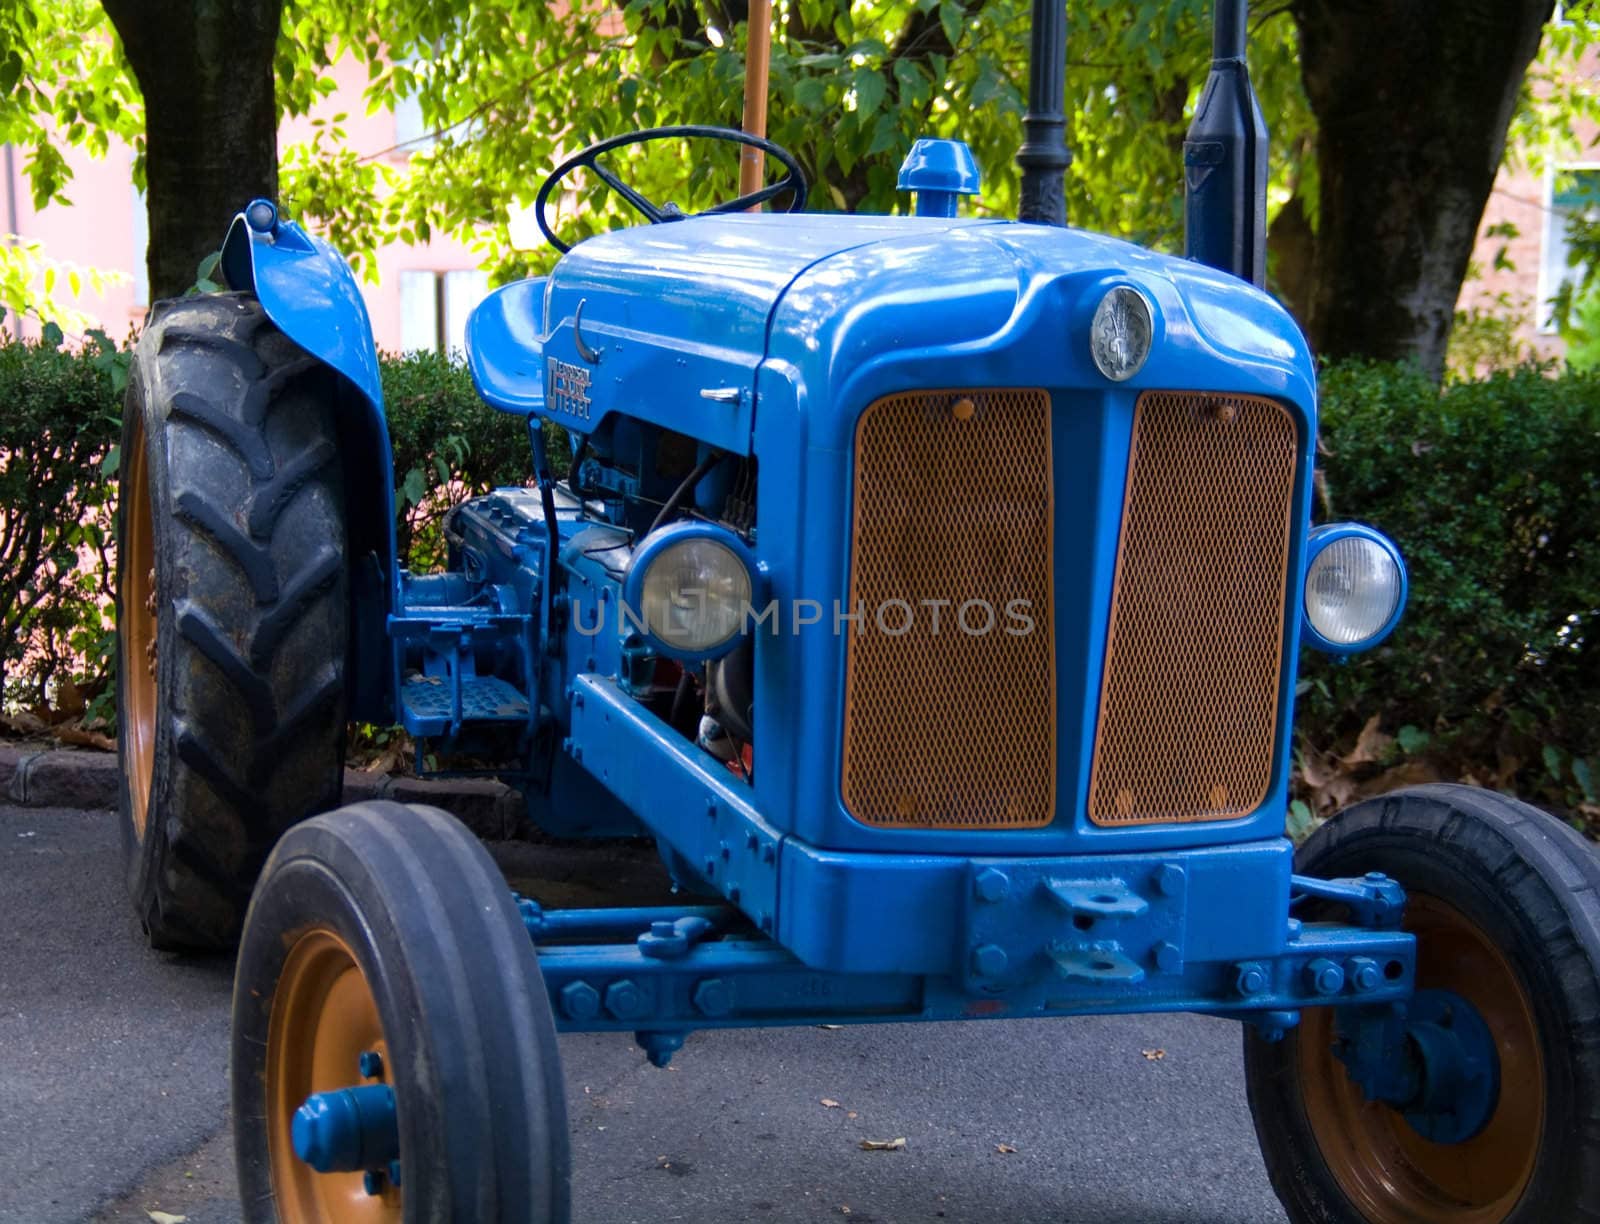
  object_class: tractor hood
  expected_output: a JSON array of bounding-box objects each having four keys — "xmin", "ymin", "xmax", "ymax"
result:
[{"xmin": 478, "ymin": 212, "xmax": 1313, "ymax": 453}]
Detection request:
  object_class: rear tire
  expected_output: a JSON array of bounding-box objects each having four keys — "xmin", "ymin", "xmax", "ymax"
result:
[
  {"xmin": 1244, "ymin": 784, "xmax": 1600, "ymax": 1223},
  {"xmin": 232, "ymin": 801, "xmax": 572, "ymax": 1222},
  {"xmin": 117, "ymin": 293, "xmax": 347, "ymax": 949}
]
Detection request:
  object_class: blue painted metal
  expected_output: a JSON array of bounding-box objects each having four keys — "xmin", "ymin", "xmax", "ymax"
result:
[
  {"xmin": 291, "ymin": 1083, "xmax": 400, "ymax": 1174},
  {"xmin": 219, "ymin": 199, "xmax": 398, "ymax": 722},
  {"xmin": 527, "ymin": 901, "xmax": 1415, "ymax": 1047},
  {"xmin": 897, "ymin": 138, "xmax": 981, "ymax": 217},
  {"xmin": 1299, "ymin": 522, "xmax": 1409, "ymax": 655},
  {"xmin": 466, "ymin": 277, "xmax": 549, "ymax": 415},
  {"xmin": 1332, "ymin": 989, "xmax": 1501, "ymax": 1144},
  {"xmin": 1291, "ymin": 871, "xmax": 1406, "ymax": 928}
]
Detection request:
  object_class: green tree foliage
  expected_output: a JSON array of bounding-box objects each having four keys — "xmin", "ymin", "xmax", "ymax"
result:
[{"xmin": 271, "ymin": 0, "xmax": 1312, "ymax": 284}]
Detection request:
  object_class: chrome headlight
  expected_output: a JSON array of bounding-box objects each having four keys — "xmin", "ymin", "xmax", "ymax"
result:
[
  {"xmin": 623, "ymin": 523, "xmax": 758, "ymax": 660},
  {"xmin": 1089, "ymin": 286, "xmax": 1154, "ymax": 382},
  {"xmin": 1302, "ymin": 524, "xmax": 1406, "ymax": 653}
]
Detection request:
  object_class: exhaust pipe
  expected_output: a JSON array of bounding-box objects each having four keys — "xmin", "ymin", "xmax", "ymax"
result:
[
  {"xmin": 1183, "ymin": 0, "xmax": 1268, "ymax": 287},
  {"xmin": 1017, "ymin": 0, "xmax": 1070, "ymax": 226}
]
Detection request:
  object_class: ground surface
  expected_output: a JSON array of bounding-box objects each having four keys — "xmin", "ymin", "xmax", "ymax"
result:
[{"xmin": 0, "ymin": 803, "xmax": 1289, "ymax": 1223}]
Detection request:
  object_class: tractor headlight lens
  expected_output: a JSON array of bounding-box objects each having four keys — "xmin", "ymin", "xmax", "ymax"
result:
[
  {"xmin": 634, "ymin": 533, "xmax": 752, "ymax": 658},
  {"xmin": 1303, "ymin": 528, "xmax": 1405, "ymax": 651},
  {"xmin": 1089, "ymin": 286, "xmax": 1153, "ymax": 382}
]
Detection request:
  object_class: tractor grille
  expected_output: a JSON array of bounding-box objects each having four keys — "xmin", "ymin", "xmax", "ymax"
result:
[
  {"xmin": 1088, "ymin": 391, "xmax": 1297, "ymax": 825},
  {"xmin": 841, "ymin": 389, "xmax": 1055, "ymax": 829}
]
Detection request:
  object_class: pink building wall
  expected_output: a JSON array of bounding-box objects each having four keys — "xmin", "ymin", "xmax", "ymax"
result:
[{"xmin": 0, "ymin": 53, "xmax": 489, "ymax": 352}]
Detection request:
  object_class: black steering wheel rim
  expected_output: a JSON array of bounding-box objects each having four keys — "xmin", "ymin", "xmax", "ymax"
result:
[{"xmin": 534, "ymin": 124, "xmax": 809, "ymax": 254}]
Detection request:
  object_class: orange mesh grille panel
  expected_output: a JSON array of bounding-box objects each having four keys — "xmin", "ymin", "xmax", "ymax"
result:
[
  {"xmin": 841, "ymin": 389, "xmax": 1055, "ymax": 829},
  {"xmin": 1088, "ymin": 392, "xmax": 1297, "ymax": 825}
]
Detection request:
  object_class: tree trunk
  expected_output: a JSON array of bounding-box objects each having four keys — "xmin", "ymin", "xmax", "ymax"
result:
[
  {"xmin": 1291, "ymin": 1, "xmax": 1552, "ymax": 380},
  {"xmin": 101, "ymin": 0, "xmax": 283, "ymax": 302}
]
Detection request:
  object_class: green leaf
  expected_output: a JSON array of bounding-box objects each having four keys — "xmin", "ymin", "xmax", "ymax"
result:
[
  {"xmin": 0, "ymin": 52, "xmax": 23, "ymax": 97},
  {"xmin": 401, "ymin": 467, "xmax": 426, "ymax": 506},
  {"xmin": 100, "ymin": 444, "xmax": 121, "ymax": 477},
  {"xmin": 196, "ymin": 249, "xmax": 222, "ymax": 282},
  {"xmin": 1543, "ymin": 743, "xmax": 1566, "ymax": 782},
  {"xmin": 1396, "ymin": 724, "xmax": 1430, "ymax": 755},
  {"xmin": 1287, "ymin": 800, "xmax": 1317, "ymax": 842},
  {"xmin": 1574, "ymin": 756, "xmax": 1597, "ymax": 804},
  {"xmin": 41, "ymin": 321, "xmax": 63, "ymax": 348}
]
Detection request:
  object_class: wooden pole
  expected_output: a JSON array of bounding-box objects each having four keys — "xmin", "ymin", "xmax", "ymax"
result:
[{"xmin": 739, "ymin": 0, "xmax": 773, "ymax": 204}]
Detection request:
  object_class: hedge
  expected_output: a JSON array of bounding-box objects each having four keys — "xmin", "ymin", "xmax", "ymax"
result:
[{"xmin": 0, "ymin": 337, "xmax": 1594, "ymax": 831}]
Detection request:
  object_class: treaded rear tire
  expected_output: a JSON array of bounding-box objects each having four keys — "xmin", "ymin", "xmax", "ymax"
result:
[
  {"xmin": 1244, "ymin": 783, "xmax": 1600, "ymax": 1223},
  {"xmin": 117, "ymin": 293, "xmax": 347, "ymax": 950},
  {"xmin": 232, "ymin": 800, "xmax": 572, "ymax": 1222}
]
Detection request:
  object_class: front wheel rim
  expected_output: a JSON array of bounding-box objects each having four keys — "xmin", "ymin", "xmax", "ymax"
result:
[
  {"xmin": 1298, "ymin": 893, "xmax": 1544, "ymax": 1223},
  {"xmin": 267, "ymin": 928, "xmax": 401, "ymax": 1223}
]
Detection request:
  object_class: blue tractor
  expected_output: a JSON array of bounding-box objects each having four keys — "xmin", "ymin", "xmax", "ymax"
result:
[{"xmin": 115, "ymin": 2, "xmax": 1600, "ymax": 1220}]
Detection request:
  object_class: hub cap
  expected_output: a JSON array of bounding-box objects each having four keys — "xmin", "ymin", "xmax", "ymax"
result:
[{"xmin": 1299, "ymin": 894, "xmax": 1543, "ymax": 1222}]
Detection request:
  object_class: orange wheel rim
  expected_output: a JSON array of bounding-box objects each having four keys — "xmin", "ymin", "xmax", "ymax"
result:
[
  {"xmin": 121, "ymin": 416, "xmax": 157, "ymax": 841},
  {"xmin": 267, "ymin": 928, "xmax": 401, "ymax": 1223},
  {"xmin": 1299, "ymin": 894, "xmax": 1543, "ymax": 1223}
]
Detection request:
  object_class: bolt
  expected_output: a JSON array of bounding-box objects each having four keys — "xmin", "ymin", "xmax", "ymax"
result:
[
  {"xmin": 1235, "ymin": 961, "xmax": 1269, "ymax": 998},
  {"xmin": 605, "ymin": 979, "xmax": 643, "ymax": 1020},
  {"xmin": 692, "ymin": 977, "xmax": 732, "ymax": 1017},
  {"xmin": 706, "ymin": 798, "xmax": 718, "ymax": 821},
  {"xmin": 1366, "ymin": 871, "xmax": 1388, "ymax": 883},
  {"xmin": 1307, "ymin": 957, "xmax": 1345, "ymax": 997},
  {"xmin": 1155, "ymin": 864, "xmax": 1185, "ymax": 897},
  {"xmin": 650, "ymin": 920, "xmax": 675, "ymax": 939},
  {"xmin": 971, "ymin": 943, "xmax": 1009, "ymax": 978},
  {"xmin": 358, "ymin": 1050, "xmax": 384, "ymax": 1079},
  {"xmin": 1346, "ymin": 956, "xmax": 1381, "ymax": 994},
  {"xmin": 1154, "ymin": 941, "xmax": 1182, "ymax": 973},
  {"xmin": 973, "ymin": 868, "xmax": 1010, "ymax": 903},
  {"xmin": 363, "ymin": 1170, "xmax": 384, "ymax": 1196},
  {"xmin": 561, "ymin": 981, "xmax": 601, "ymax": 1021}
]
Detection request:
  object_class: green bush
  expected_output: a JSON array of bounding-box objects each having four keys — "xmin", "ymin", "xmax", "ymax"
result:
[
  {"xmin": 1300, "ymin": 360, "xmax": 1600, "ymax": 825},
  {"xmin": 0, "ymin": 329, "xmax": 123, "ymax": 720}
]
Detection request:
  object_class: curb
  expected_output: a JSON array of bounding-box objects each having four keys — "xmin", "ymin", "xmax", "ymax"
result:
[{"xmin": 0, "ymin": 743, "xmax": 526, "ymax": 842}]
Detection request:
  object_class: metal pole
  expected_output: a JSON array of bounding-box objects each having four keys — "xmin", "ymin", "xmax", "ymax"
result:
[
  {"xmin": 739, "ymin": 0, "xmax": 773, "ymax": 205},
  {"xmin": 1183, "ymin": 0, "xmax": 1268, "ymax": 286},
  {"xmin": 1016, "ymin": 0, "xmax": 1070, "ymax": 226}
]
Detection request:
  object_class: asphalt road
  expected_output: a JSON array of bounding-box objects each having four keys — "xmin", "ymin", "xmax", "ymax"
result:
[{"xmin": 0, "ymin": 803, "xmax": 1289, "ymax": 1224}]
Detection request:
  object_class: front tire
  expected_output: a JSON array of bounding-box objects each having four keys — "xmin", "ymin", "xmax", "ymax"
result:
[
  {"xmin": 117, "ymin": 293, "xmax": 348, "ymax": 949},
  {"xmin": 232, "ymin": 801, "xmax": 572, "ymax": 1222},
  {"xmin": 1245, "ymin": 784, "xmax": 1600, "ymax": 1223}
]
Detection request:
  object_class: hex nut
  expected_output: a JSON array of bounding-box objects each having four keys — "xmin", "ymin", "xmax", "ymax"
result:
[
  {"xmin": 973, "ymin": 869, "xmax": 1010, "ymax": 903},
  {"xmin": 605, "ymin": 980, "xmax": 643, "ymax": 1020},
  {"xmin": 1155, "ymin": 864, "xmax": 1186, "ymax": 897},
  {"xmin": 1307, "ymin": 957, "xmax": 1345, "ymax": 997},
  {"xmin": 561, "ymin": 981, "xmax": 601, "ymax": 1021},
  {"xmin": 1346, "ymin": 956, "xmax": 1382, "ymax": 994},
  {"xmin": 972, "ymin": 943, "xmax": 1009, "ymax": 978},
  {"xmin": 692, "ymin": 978, "xmax": 732, "ymax": 1017},
  {"xmin": 1235, "ymin": 961, "xmax": 1269, "ymax": 997}
]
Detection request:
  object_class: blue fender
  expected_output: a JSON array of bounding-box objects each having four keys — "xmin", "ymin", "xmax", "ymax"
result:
[{"xmin": 220, "ymin": 199, "xmax": 399, "ymax": 721}]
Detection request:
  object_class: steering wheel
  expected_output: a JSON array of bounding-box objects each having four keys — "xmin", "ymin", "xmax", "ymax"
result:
[{"xmin": 534, "ymin": 124, "xmax": 809, "ymax": 254}]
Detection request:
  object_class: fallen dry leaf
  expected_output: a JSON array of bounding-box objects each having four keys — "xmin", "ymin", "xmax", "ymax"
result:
[
  {"xmin": 1341, "ymin": 714, "xmax": 1393, "ymax": 768},
  {"xmin": 859, "ymin": 1137, "xmax": 906, "ymax": 1151},
  {"xmin": 847, "ymin": 1111, "xmax": 858, "ymax": 1119},
  {"xmin": 1141, "ymin": 1048, "xmax": 1166, "ymax": 1061},
  {"xmin": 821, "ymin": 1098, "xmax": 841, "ymax": 1109},
  {"xmin": 55, "ymin": 725, "xmax": 115, "ymax": 751},
  {"xmin": 147, "ymin": 1213, "xmax": 187, "ymax": 1224},
  {"xmin": 995, "ymin": 1143, "xmax": 1018, "ymax": 1154}
]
